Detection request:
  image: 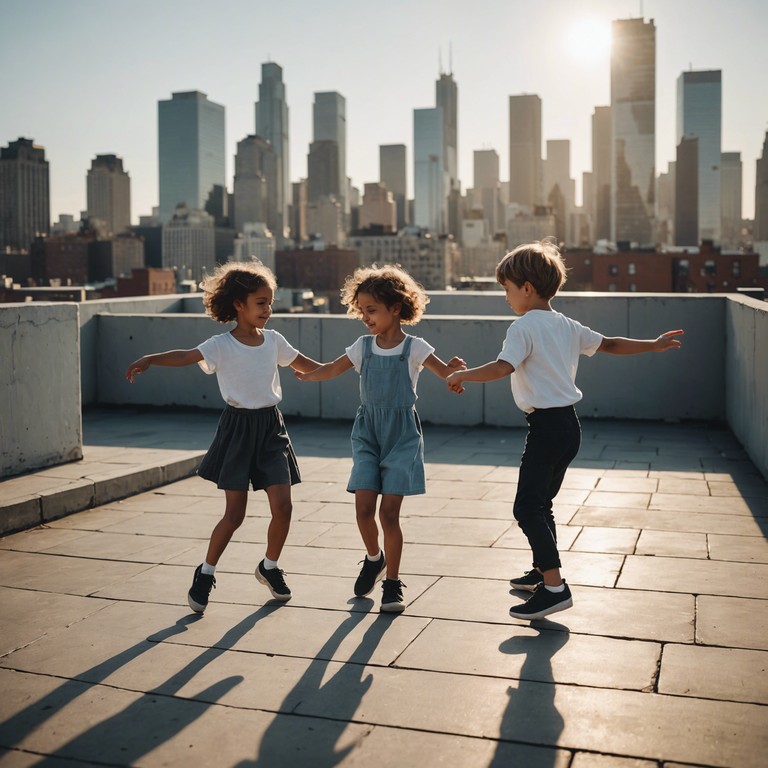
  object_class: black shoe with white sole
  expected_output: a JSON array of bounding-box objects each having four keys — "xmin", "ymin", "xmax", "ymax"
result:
[
  {"xmin": 509, "ymin": 582, "xmax": 573, "ymax": 621},
  {"xmin": 354, "ymin": 554, "xmax": 387, "ymax": 597},
  {"xmin": 188, "ymin": 564, "xmax": 216, "ymax": 613},
  {"xmin": 509, "ymin": 569, "xmax": 544, "ymax": 592},
  {"xmin": 255, "ymin": 559, "xmax": 292, "ymax": 602},
  {"xmin": 380, "ymin": 578, "xmax": 406, "ymax": 613}
]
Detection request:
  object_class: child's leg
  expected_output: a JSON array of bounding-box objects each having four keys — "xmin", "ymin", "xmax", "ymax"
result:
[
  {"xmin": 355, "ymin": 489, "xmax": 381, "ymax": 557},
  {"xmin": 263, "ymin": 483, "xmax": 293, "ymax": 561},
  {"xmin": 378, "ymin": 494, "xmax": 404, "ymax": 579},
  {"xmin": 205, "ymin": 489, "xmax": 248, "ymax": 565}
]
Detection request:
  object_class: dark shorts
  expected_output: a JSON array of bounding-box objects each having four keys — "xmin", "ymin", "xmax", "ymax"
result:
[{"xmin": 197, "ymin": 405, "xmax": 301, "ymax": 492}]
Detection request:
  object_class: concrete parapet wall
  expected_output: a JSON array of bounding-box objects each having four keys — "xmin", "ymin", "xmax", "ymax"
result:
[
  {"xmin": 97, "ymin": 294, "xmax": 724, "ymax": 426},
  {"xmin": 725, "ymin": 295, "xmax": 768, "ymax": 479},
  {"xmin": 0, "ymin": 302, "xmax": 82, "ymax": 478}
]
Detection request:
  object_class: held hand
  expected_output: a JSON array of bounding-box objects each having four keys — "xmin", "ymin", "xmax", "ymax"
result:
[
  {"xmin": 445, "ymin": 370, "xmax": 465, "ymax": 394},
  {"xmin": 446, "ymin": 356, "xmax": 467, "ymax": 371},
  {"xmin": 655, "ymin": 329, "xmax": 684, "ymax": 352},
  {"xmin": 125, "ymin": 357, "xmax": 149, "ymax": 383},
  {"xmin": 294, "ymin": 368, "xmax": 318, "ymax": 382}
]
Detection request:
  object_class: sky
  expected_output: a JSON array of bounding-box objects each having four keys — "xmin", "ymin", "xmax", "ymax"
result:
[{"xmin": 2, "ymin": 0, "xmax": 767, "ymax": 223}]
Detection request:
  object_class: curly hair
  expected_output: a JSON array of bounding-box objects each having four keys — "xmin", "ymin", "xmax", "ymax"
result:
[
  {"xmin": 340, "ymin": 264, "xmax": 429, "ymax": 325},
  {"xmin": 495, "ymin": 239, "xmax": 568, "ymax": 300},
  {"xmin": 199, "ymin": 260, "xmax": 277, "ymax": 323}
]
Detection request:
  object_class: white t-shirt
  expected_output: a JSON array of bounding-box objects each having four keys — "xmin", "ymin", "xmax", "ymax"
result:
[
  {"xmin": 497, "ymin": 310, "xmax": 603, "ymax": 414},
  {"xmin": 345, "ymin": 335, "xmax": 435, "ymax": 394},
  {"xmin": 197, "ymin": 329, "xmax": 299, "ymax": 409}
]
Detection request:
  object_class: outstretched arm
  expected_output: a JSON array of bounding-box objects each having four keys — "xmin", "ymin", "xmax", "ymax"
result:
[
  {"xmin": 598, "ymin": 329, "xmax": 684, "ymax": 355},
  {"xmin": 446, "ymin": 359, "xmax": 515, "ymax": 394},
  {"xmin": 125, "ymin": 348, "xmax": 203, "ymax": 383},
  {"xmin": 294, "ymin": 354, "xmax": 354, "ymax": 382},
  {"xmin": 290, "ymin": 353, "xmax": 323, "ymax": 374},
  {"xmin": 422, "ymin": 353, "xmax": 467, "ymax": 380}
]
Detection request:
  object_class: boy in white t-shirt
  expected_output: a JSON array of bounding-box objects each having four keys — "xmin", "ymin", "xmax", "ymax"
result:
[{"xmin": 446, "ymin": 241, "xmax": 683, "ymax": 620}]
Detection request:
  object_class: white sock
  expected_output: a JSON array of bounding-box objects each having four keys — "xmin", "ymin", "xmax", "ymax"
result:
[
  {"xmin": 366, "ymin": 550, "xmax": 383, "ymax": 562},
  {"xmin": 201, "ymin": 561, "xmax": 216, "ymax": 576},
  {"xmin": 263, "ymin": 557, "xmax": 279, "ymax": 570},
  {"xmin": 545, "ymin": 582, "xmax": 565, "ymax": 593}
]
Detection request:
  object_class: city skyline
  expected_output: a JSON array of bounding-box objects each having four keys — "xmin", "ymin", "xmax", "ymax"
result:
[{"xmin": 2, "ymin": 0, "xmax": 767, "ymax": 224}]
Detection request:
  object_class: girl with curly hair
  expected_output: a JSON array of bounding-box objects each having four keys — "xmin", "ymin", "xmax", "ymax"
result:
[
  {"xmin": 296, "ymin": 265, "xmax": 466, "ymax": 612},
  {"xmin": 125, "ymin": 261, "xmax": 321, "ymax": 613}
]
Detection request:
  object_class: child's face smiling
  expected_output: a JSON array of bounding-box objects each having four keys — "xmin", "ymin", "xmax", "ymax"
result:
[
  {"xmin": 235, "ymin": 285, "xmax": 274, "ymax": 329},
  {"xmin": 355, "ymin": 291, "xmax": 401, "ymax": 335}
]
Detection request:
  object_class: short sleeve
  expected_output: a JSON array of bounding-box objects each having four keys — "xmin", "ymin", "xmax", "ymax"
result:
[
  {"xmin": 345, "ymin": 337, "xmax": 365, "ymax": 372},
  {"xmin": 577, "ymin": 323, "xmax": 603, "ymax": 357},
  {"xmin": 197, "ymin": 335, "xmax": 221, "ymax": 375},
  {"xmin": 272, "ymin": 331, "xmax": 300, "ymax": 367},
  {"xmin": 497, "ymin": 321, "xmax": 531, "ymax": 369},
  {"xmin": 410, "ymin": 337, "xmax": 435, "ymax": 368}
]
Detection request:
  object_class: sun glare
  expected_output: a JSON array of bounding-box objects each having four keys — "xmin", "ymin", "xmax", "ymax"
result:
[{"xmin": 566, "ymin": 19, "xmax": 612, "ymax": 62}]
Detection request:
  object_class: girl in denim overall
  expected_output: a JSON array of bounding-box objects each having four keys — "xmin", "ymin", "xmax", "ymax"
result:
[{"xmin": 296, "ymin": 265, "xmax": 465, "ymax": 612}]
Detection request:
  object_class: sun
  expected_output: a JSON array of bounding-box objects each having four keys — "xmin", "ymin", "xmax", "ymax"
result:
[{"xmin": 566, "ymin": 18, "xmax": 612, "ymax": 62}]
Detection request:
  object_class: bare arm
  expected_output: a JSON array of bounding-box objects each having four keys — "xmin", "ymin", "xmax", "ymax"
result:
[
  {"xmin": 422, "ymin": 353, "xmax": 467, "ymax": 380},
  {"xmin": 294, "ymin": 353, "xmax": 354, "ymax": 382},
  {"xmin": 289, "ymin": 353, "xmax": 323, "ymax": 374},
  {"xmin": 125, "ymin": 348, "xmax": 203, "ymax": 383},
  {"xmin": 446, "ymin": 359, "xmax": 515, "ymax": 394},
  {"xmin": 598, "ymin": 329, "xmax": 684, "ymax": 355}
]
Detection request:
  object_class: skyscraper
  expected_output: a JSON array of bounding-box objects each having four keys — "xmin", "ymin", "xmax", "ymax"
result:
[
  {"xmin": 677, "ymin": 70, "xmax": 722, "ymax": 244},
  {"xmin": 233, "ymin": 135, "xmax": 276, "ymax": 234},
  {"xmin": 755, "ymin": 132, "xmax": 768, "ymax": 242},
  {"xmin": 675, "ymin": 137, "xmax": 699, "ymax": 246},
  {"xmin": 610, "ymin": 18, "xmax": 656, "ymax": 247},
  {"xmin": 413, "ymin": 107, "xmax": 446, "ymax": 233},
  {"xmin": 313, "ymin": 92, "xmax": 347, "ymax": 214},
  {"xmin": 86, "ymin": 154, "xmax": 131, "ymax": 235},
  {"xmin": 0, "ymin": 137, "xmax": 50, "ymax": 250},
  {"xmin": 158, "ymin": 91, "xmax": 225, "ymax": 223},
  {"xmin": 380, "ymin": 144, "xmax": 408, "ymax": 229},
  {"xmin": 591, "ymin": 106, "xmax": 612, "ymax": 242},
  {"xmin": 543, "ymin": 140, "xmax": 575, "ymax": 244},
  {"xmin": 436, "ymin": 71, "xmax": 460, "ymax": 237},
  {"xmin": 720, "ymin": 152, "xmax": 742, "ymax": 249},
  {"xmin": 508, "ymin": 94, "xmax": 542, "ymax": 210},
  {"xmin": 255, "ymin": 63, "xmax": 290, "ymax": 241},
  {"xmin": 307, "ymin": 140, "xmax": 342, "ymax": 203},
  {"xmin": 473, "ymin": 149, "xmax": 501, "ymax": 235}
]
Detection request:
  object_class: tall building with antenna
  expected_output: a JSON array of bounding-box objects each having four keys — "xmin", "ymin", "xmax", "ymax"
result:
[{"xmin": 436, "ymin": 48, "xmax": 459, "ymax": 236}]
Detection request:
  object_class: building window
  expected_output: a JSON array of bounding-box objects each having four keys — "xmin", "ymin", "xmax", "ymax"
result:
[
  {"xmin": 629, "ymin": 283, "xmax": 637, "ymax": 292},
  {"xmin": 628, "ymin": 263, "xmax": 636, "ymax": 275},
  {"xmin": 702, "ymin": 260, "xmax": 716, "ymax": 276},
  {"xmin": 732, "ymin": 261, "xmax": 741, "ymax": 277},
  {"xmin": 608, "ymin": 283, "xmax": 617, "ymax": 292},
  {"xmin": 609, "ymin": 265, "xmax": 619, "ymax": 276}
]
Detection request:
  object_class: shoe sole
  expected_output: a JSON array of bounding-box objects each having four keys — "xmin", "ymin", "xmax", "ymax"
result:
[
  {"xmin": 509, "ymin": 582, "xmax": 541, "ymax": 593},
  {"xmin": 255, "ymin": 569, "xmax": 292, "ymax": 602},
  {"xmin": 187, "ymin": 593, "xmax": 207, "ymax": 613},
  {"xmin": 509, "ymin": 596, "xmax": 573, "ymax": 621},
  {"xmin": 380, "ymin": 602, "xmax": 405, "ymax": 613}
]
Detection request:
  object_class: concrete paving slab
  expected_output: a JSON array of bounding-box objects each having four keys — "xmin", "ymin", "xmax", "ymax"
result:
[
  {"xmin": 393, "ymin": 618, "xmax": 660, "ymax": 691},
  {"xmin": 696, "ymin": 595, "xmax": 768, "ymax": 650},
  {"xmin": 655, "ymin": 476, "xmax": 711, "ymax": 495},
  {"xmin": 650, "ymin": 492, "xmax": 757, "ymax": 516},
  {"xmin": 707, "ymin": 533, "xmax": 768, "ymax": 563},
  {"xmin": 570, "ymin": 754, "xmax": 658, "ymax": 768},
  {"xmin": 46, "ymin": 506, "xmax": 146, "ymax": 531},
  {"xmin": 595, "ymin": 477, "xmax": 658, "ymax": 493},
  {"xmin": 583, "ymin": 491, "xmax": 652, "ymax": 509},
  {"xmin": 570, "ymin": 526, "xmax": 640, "ymax": 554},
  {"xmin": 658, "ymin": 643, "xmax": 768, "ymax": 704},
  {"xmin": 0, "ymin": 525, "xmax": 90, "ymax": 553},
  {"xmin": 618, "ymin": 555, "xmax": 768, "ymax": 598},
  {"xmin": 634, "ymin": 530, "xmax": 709, "ymax": 559}
]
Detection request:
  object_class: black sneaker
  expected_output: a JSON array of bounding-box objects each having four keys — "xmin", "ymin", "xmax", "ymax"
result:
[
  {"xmin": 354, "ymin": 553, "xmax": 387, "ymax": 597},
  {"xmin": 380, "ymin": 578, "xmax": 406, "ymax": 613},
  {"xmin": 188, "ymin": 564, "xmax": 216, "ymax": 613},
  {"xmin": 255, "ymin": 559, "xmax": 292, "ymax": 602},
  {"xmin": 509, "ymin": 569, "xmax": 544, "ymax": 592},
  {"xmin": 509, "ymin": 582, "xmax": 573, "ymax": 621}
]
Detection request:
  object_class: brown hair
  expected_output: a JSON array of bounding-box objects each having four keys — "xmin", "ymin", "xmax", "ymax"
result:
[
  {"xmin": 495, "ymin": 240, "xmax": 568, "ymax": 300},
  {"xmin": 199, "ymin": 260, "xmax": 277, "ymax": 323},
  {"xmin": 340, "ymin": 264, "xmax": 429, "ymax": 325}
]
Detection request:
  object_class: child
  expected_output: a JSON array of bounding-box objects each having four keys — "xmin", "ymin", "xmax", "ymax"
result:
[
  {"xmin": 446, "ymin": 241, "xmax": 683, "ymax": 621},
  {"xmin": 125, "ymin": 261, "xmax": 321, "ymax": 614},
  {"xmin": 296, "ymin": 265, "xmax": 465, "ymax": 613}
]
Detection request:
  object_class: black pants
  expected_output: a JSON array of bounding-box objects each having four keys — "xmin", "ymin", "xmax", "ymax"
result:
[{"xmin": 513, "ymin": 405, "xmax": 581, "ymax": 572}]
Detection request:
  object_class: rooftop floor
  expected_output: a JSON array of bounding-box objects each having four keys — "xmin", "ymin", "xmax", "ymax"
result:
[{"xmin": 1, "ymin": 409, "xmax": 767, "ymax": 767}]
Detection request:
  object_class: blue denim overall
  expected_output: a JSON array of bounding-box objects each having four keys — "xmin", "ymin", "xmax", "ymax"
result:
[{"xmin": 347, "ymin": 335, "xmax": 426, "ymax": 496}]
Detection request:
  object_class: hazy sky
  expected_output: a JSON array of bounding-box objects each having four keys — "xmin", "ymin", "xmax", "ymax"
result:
[{"xmin": 2, "ymin": 0, "xmax": 766, "ymax": 223}]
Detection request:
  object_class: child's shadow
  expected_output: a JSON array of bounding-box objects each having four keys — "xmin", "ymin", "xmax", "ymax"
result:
[
  {"xmin": 489, "ymin": 622, "xmax": 570, "ymax": 767},
  {"xmin": 239, "ymin": 600, "xmax": 395, "ymax": 768}
]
